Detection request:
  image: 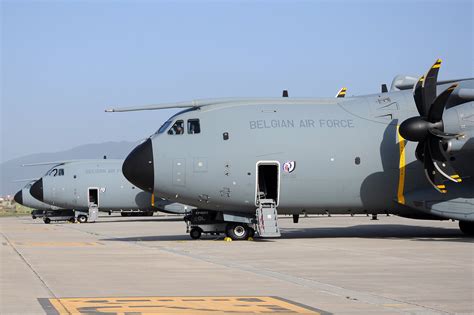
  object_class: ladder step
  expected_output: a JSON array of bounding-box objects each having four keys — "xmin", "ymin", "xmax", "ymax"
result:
[{"xmin": 256, "ymin": 206, "xmax": 281, "ymax": 238}]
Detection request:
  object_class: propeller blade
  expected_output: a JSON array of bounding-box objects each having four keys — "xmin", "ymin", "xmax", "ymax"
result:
[
  {"xmin": 428, "ymin": 128, "xmax": 460, "ymax": 139},
  {"xmin": 413, "ymin": 76, "xmax": 425, "ymax": 116},
  {"xmin": 421, "ymin": 59, "xmax": 442, "ymax": 114},
  {"xmin": 415, "ymin": 140, "xmax": 425, "ymax": 162},
  {"xmin": 428, "ymin": 83, "xmax": 458, "ymax": 123},
  {"xmin": 423, "ymin": 143, "xmax": 448, "ymax": 193},
  {"xmin": 428, "ymin": 136, "xmax": 462, "ymax": 183}
]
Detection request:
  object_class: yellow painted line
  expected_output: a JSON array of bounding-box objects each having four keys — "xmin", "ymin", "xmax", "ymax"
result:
[
  {"xmin": 45, "ymin": 296, "xmax": 325, "ymax": 314},
  {"xmin": 14, "ymin": 241, "xmax": 100, "ymax": 247},
  {"xmin": 397, "ymin": 126, "xmax": 406, "ymax": 205}
]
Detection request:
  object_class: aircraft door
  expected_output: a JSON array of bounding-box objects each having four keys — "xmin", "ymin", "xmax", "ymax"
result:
[
  {"xmin": 255, "ymin": 161, "xmax": 280, "ymax": 206},
  {"xmin": 88, "ymin": 188, "xmax": 99, "ymax": 207},
  {"xmin": 173, "ymin": 158, "xmax": 186, "ymax": 186}
]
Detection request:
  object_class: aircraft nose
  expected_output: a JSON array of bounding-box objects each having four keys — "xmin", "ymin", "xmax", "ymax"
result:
[
  {"xmin": 30, "ymin": 178, "xmax": 44, "ymax": 202},
  {"xmin": 122, "ymin": 138, "xmax": 154, "ymax": 192},
  {"xmin": 14, "ymin": 190, "xmax": 23, "ymax": 205}
]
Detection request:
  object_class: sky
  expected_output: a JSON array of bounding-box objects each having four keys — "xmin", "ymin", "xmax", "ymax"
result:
[{"xmin": 1, "ymin": 0, "xmax": 473, "ymax": 163}]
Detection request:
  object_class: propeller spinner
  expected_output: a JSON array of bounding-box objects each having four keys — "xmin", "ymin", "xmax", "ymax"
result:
[{"xmin": 399, "ymin": 59, "xmax": 462, "ymax": 193}]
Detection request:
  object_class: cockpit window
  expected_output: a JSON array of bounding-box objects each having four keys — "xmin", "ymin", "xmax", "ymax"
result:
[
  {"xmin": 48, "ymin": 168, "xmax": 58, "ymax": 176},
  {"xmin": 168, "ymin": 120, "xmax": 184, "ymax": 135},
  {"xmin": 46, "ymin": 168, "xmax": 64, "ymax": 176},
  {"xmin": 157, "ymin": 120, "xmax": 172, "ymax": 134},
  {"xmin": 187, "ymin": 119, "xmax": 201, "ymax": 134}
]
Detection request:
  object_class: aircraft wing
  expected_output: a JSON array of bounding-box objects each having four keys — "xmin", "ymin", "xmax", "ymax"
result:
[
  {"xmin": 105, "ymin": 98, "xmax": 256, "ymax": 112},
  {"xmin": 22, "ymin": 161, "xmax": 75, "ymax": 167}
]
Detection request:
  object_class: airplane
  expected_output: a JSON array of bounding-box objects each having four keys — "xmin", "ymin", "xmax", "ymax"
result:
[
  {"xmin": 107, "ymin": 59, "xmax": 474, "ymax": 240},
  {"xmin": 14, "ymin": 180, "xmax": 62, "ymax": 215},
  {"xmin": 29, "ymin": 158, "xmax": 194, "ymax": 223}
]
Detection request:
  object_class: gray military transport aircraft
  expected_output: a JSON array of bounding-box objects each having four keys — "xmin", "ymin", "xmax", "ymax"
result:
[
  {"xmin": 107, "ymin": 60, "xmax": 474, "ymax": 240},
  {"xmin": 29, "ymin": 159, "xmax": 193, "ymax": 223},
  {"xmin": 14, "ymin": 180, "xmax": 61, "ymax": 213}
]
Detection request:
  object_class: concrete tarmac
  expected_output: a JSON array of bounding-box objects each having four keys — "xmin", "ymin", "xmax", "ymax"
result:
[{"xmin": 0, "ymin": 214, "xmax": 473, "ymax": 314}]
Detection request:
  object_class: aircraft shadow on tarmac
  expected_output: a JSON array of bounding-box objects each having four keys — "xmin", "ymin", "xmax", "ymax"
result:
[
  {"xmin": 279, "ymin": 224, "xmax": 473, "ymax": 242},
  {"xmin": 95, "ymin": 217, "xmax": 184, "ymax": 224},
  {"xmin": 101, "ymin": 224, "xmax": 473, "ymax": 243}
]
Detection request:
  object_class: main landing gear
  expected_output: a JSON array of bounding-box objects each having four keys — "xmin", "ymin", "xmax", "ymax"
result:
[{"xmin": 185, "ymin": 210, "xmax": 255, "ymax": 241}]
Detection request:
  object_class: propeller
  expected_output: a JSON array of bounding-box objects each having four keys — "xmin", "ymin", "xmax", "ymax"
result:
[{"xmin": 399, "ymin": 59, "xmax": 462, "ymax": 193}]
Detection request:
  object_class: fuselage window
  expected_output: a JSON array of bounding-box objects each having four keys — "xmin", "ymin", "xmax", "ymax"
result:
[
  {"xmin": 58, "ymin": 169, "xmax": 64, "ymax": 176},
  {"xmin": 157, "ymin": 120, "xmax": 172, "ymax": 134},
  {"xmin": 168, "ymin": 120, "xmax": 184, "ymax": 135},
  {"xmin": 187, "ymin": 119, "xmax": 201, "ymax": 134}
]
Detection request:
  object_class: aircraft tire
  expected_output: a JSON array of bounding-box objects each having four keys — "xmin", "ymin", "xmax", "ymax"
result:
[
  {"xmin": 44, "ymin": 218, "xmax": 51, "ymax": 224},
  {"xmin": 77, "ymin": 215, "xmax": 88, "ymax": 224},
  {"xmin": 68, "ymin": 218, "xmax": 75, "ymax": 223},
  {"xmin": 225, "ymin": 223, "xmax": 249, "ymax": 241},
  {"xmin": 32, "ymin": 216, "xmax": 36, "ymax": 219},
  {"xmin": 459, "ymin": 221, "xmax": 474, "ymax": 236},
  {"xmin": 190, "ymin": 227, "xmax": 202, "ymax": 239}
]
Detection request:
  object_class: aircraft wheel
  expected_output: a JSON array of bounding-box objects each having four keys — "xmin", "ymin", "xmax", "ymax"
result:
[
  {"xmin": 32, "ymin": 215, "xmax": 36, "ymax": 219},
  {"xmin": 225, "ymin": 223, "xmax": 249, "ymax": 240},
  {"xmin": 190, "ymin": 227, "xmax": 202, "ymax": 239},
  {"xmin": 77, "ymin": 215, "xmax": 88, "ymax": 223},
  {"xmin": 68, "ymin": 218, "xmax": 75, "ymax": 223},
  {"xmin": 459, "ymin": 221, "xmax": 474, "ymax": 236},
  {"xmin": 44, "ymin": 218, "xmax": 51, "ymax": 224}
]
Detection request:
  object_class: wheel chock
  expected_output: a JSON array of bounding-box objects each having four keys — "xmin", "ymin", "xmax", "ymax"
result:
[
  {"xmin": 247, "ymin": 237, "xmax": 254, "ymax": 241},
  {"xmin": 224, "ymin": 237, "xmax": 232, "ymax": 242}
]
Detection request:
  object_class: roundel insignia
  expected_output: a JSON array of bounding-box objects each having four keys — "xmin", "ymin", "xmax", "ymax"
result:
[{"xmin": 283, "ymin": 161, "xmax": 296, "ymax": 173}]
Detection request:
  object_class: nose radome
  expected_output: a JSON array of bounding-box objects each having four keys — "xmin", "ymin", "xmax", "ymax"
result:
[
  {"xmin": 30, "ymin": 178, "xmax": 44, "ymax": 202},
  {"xmin": 14, "ymin": 190, "xmax": 23, "ymax": 205},
  {"xmin": 122, "ymin": 138, "xmax": 154, "ymax": 192}
]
